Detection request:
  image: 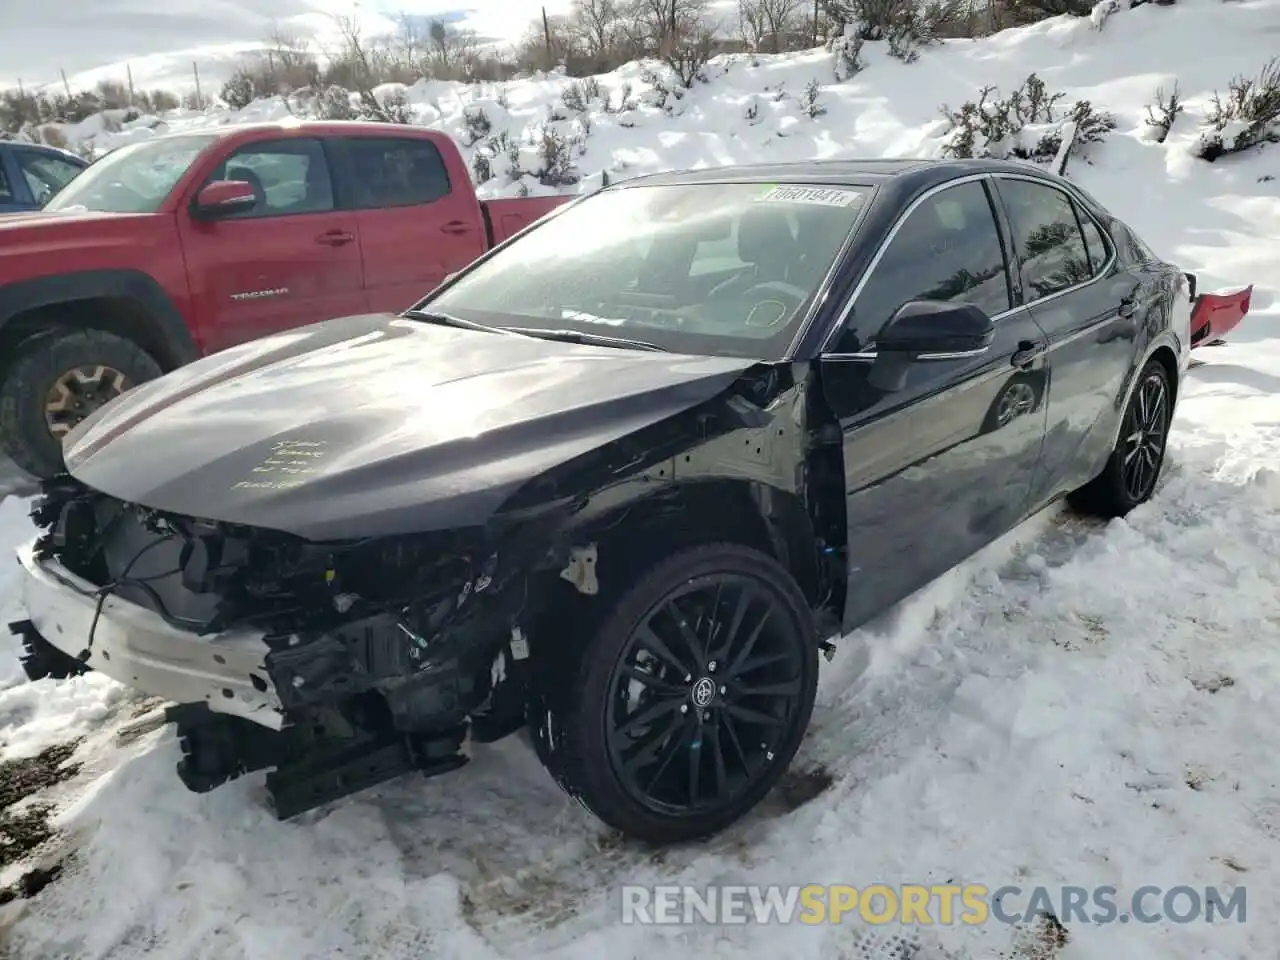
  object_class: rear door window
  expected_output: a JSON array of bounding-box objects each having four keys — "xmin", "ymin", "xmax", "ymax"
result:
[
  {"xmin": 335, "ymin": 137, "xmax": 452, "ymax": 209},
  {"xmin": 996, "ymin": 178, "xmax": 1097, "ymax": 301}
]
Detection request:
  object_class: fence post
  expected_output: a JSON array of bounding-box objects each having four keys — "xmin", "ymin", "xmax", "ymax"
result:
[{"xmin": 542, "ymin": 6, "xmax": 553, "ymax": 72}]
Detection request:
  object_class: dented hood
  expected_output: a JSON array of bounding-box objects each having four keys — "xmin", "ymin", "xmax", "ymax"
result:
[{"xmin": 63, "ymin": 313, "xmax": 757, "ymax": 540}]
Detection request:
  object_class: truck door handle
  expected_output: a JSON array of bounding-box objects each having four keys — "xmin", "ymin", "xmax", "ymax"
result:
[
  {"xmin": 316, "ymin": 230, "xmax": 354, "ymax": 246},
  {"xmin": 1119, "ymin": 295, "xmax": 1138, "ymax": 318},
  {"xmin": 1011, "ymin": 341, "xmax": 1045, "ymax": 369},
  {"xmin": 441, "ymin": 220, "xmax": 472, "ymax": 235}
]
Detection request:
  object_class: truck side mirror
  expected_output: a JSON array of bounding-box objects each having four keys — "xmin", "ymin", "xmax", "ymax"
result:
[{"xmin": 192, "ymin": 180, "xmax": 257, "ymax": 219}]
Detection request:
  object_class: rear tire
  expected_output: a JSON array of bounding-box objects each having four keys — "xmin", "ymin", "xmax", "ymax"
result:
[
  {"xmin": 529, "ymin": 542, "xmax": 819, "ymax": 845},
  {"xmin": 0, "ymin": 328, "xmax": 162, "ymax": 479},
  {"xmin": 1068, "ymin": 358, "xmax": 1172, "ymax": 517}
]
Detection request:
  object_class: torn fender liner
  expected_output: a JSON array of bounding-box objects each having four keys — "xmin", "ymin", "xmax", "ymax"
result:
[{"xmin": 60, "ymin": 313, "xmax": 759, "ymax": 539}]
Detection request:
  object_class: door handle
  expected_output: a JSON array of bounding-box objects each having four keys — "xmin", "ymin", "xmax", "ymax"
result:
[
  {"xmin": 1119, "ymin": 295, "xmax": 1138, "ymax": 318},
  {"xmin": 316, "ymin": 230, "xmax": 354, "ymax": 246},
  {"xmin": 1011, "ymin": 340, "xmax": 1045, "ymax": 369},
  {"xmin": 441, "ymin": 220, "xmax": 473, "ymax": 235}
]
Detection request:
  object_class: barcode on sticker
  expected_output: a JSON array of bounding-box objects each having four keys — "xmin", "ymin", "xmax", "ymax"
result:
[{"xmin": 757, "ymin": 185, "xmax": 861, "ymax": 206}]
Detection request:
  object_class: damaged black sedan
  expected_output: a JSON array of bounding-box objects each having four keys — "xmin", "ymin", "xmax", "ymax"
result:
[{"xmin": 11, "ymin": 158, "xmax": 1191, "ymax": 844}]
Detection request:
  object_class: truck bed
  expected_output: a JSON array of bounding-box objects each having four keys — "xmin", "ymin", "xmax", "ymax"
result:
[{"xmin": 482, "ymin": 196, "xmax": 570, "ymax": 246}]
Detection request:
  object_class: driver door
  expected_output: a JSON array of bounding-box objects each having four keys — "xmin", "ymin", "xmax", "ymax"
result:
[{"xmin": 816, "ymin": 176, "xmax": 1051, "ymax": 630}]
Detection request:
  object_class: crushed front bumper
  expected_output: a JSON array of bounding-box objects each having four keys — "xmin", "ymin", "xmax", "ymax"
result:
[{"xmin": 15, "ymin": 539, "xmax": 285, "ymax": 729}]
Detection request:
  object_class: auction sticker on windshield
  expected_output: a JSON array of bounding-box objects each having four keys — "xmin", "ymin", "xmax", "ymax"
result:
[{"xmin": 756, "ymin": 185, "xmax": 862, "ymax": 206}]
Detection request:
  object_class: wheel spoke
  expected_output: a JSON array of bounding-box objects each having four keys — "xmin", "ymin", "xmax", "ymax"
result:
[
  {"xmin": 621, "ymin": 709, "xmax": 686, "ymax": 774},
  {"xmin": 662, "ymin": 600, "xmax": 707, "ymax": 668},
  {"xmin": 635, "ymin": 624, "xmax": 693, "ymax": 677},
  {"xmin": 724, "ymin": 703, "xmax": 786, "ymax": 728},
  {"xmin": 639, "ymin": 716, "xmax": 693, "ymax": 793},
  {"xmin": 708, "ymin": 718, "xmax": 729, "ymax": 802},
  {"xmin": 726, "ymin": 608, "xmax": 772, "ymax": 678},
  {"xmin": 619, "ymin": 664, "xmax": 686, "ymax": 698},
  {"xmin": 617, "ymin": 695, "xmax": 684, "ymax": 736},
  {"xmin": 722, "ymin": 710, "xmax": 751, "ymax": 772},
  {"xmin": 735, "ymin": 677, "xmax": 802, "ymax": 699},
  {"xmin": 687, "ymin": 722, "xmax": 703, "ymax": 806},
  {"xmin": 709, "ymin": 584, "xmax": 755, "ymax": 663},
  {"xmin": 731, "ymin": 650, "xmax": 793, "ymax": 677}
]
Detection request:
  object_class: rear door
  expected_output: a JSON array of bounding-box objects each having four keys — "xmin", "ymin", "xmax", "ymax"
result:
[
  {"xmin": 328, "ymin": 135, "xmax": 487, "ymax": 313},
  {"xmin": 178, "ymin": 136, "xmax": 367, "ymax": 353},
  {"xmin": 990, "ymin": 175, "xmax": 1138, "ymax": 502},
  {"xmin": 816, "ymin": 176, "xmax": 1049, "ymax": 630}
]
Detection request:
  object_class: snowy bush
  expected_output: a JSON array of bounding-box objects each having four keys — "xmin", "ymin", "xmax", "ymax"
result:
[
  {"xmin": 315, "ymin": 85, "xmax": 357, "ymax": 120},
  {"xmin": 940, "ymin": 74, "xmax": 1116, "ymax": 164},
  {"xmin": 823, "ymin": 0, "xmax": 968, "ymax": 43},
  {"xmin": 220, "ymin": 72, "xmax": 257, "ymax": 112},
  {"xmin": 993, "ymin": 0, "xmax": 1095, "ymax": 26},
  {"xmin": 1088, "ymin": 0, "xmax": 1125, "ymax": 29},
  {"xmin": 830, "ymin": 28, "xmax": 865, "ymax": 82},
  {"xmin": 462, "ymin": 105, "xmax": 493, "ymax": 145},
  {"xmin": 1193, "ymin": 56, "xmax": 1280, "ymax": 161},
  {"xmin": 801, "ymin": 79, "xmax": 827, "ymax": 117},
  {"xmin": 561, "ymin": 82, "xmax": 590, "ymax": 113},
  {"xmin": 1143, "ymin": 83, "xmax": 1183, "ymax": 143}
]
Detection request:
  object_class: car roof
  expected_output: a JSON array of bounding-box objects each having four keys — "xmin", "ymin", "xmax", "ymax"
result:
[
  {"xmin": 150, "ymin": 120, "xmax": 442, "ymax": 141},
  {"xmin": 2, "ymin": 140, "xmax": 87, "ymax": 165},
  {"xmin": 614, "ymin": 157, "xmax": 1067, "ymax": 191}
]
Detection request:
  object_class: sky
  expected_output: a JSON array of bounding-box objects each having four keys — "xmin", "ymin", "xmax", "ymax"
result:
[{"xmin": 0, "ymin": 0, "xmax": 571, "ymax": 88}]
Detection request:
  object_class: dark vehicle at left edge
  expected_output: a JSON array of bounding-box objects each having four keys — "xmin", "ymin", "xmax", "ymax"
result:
[
  {"xmin": 10, "ymin": 157, "xmax": 1239, "ymax": 845},
  {"xmin": 0, "ymin": 140, "xmax": 86, "ymax": 212}
]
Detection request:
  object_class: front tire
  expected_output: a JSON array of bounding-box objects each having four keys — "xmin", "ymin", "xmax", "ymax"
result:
[
  {"xmin": 0, "ymin": 328, "xmax": 162, "ymax": 479},
  {"xmin": 529, "ymin": 542, "xmax": 819, "ymax": 845},
  {"xmin": 1068, "ymin": 358, "xmax": 1173, "ymax": 517}
]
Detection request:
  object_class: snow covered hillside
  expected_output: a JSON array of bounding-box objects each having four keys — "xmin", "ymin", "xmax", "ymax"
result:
[{"xmin": 1, "ymin": 1, "xmax": 1279, "ymax": 958}]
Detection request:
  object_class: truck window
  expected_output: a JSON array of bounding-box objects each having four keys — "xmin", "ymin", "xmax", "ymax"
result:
[
  {"xmin": 0, "ymin": 162, "xmax": 12, "ymax": 202},
  {"xmin": 206, "ymin": 138, "xmax": 334, "ymax": 218},
  {"xmin": 338, "ymin": 137, "xmax": 451, "ymax": 209},
  {"xmin": 44, "ymin": 134, "xmax": 217, "ymax": 214}
]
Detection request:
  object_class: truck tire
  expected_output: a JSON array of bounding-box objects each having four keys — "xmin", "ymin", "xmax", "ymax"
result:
[{"xmin": 0, "ymin": 328, "xmax": 163, "ymax": 479}]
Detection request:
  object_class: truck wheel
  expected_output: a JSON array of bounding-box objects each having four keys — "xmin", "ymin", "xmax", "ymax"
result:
[
  {"xmin": 529, "ymin": 542, "xmax": 819, "ymax": 844},
  {"xmin": 0, "ymin": 329, "xmax": 163, "ymax": 478}
]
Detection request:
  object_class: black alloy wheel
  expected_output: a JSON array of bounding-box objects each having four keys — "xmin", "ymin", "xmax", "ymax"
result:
[
  {"xmin": 605, "ymin": 572, "xmax": 807, "ymax": 818},
  {"xmin": 1121, "ymin": 369, "xmax": 1169, "ymax": 503},
  {"xmin": 529, "ymin": 542, "xmax": 819, "ymax": 844},
  {"xmin": 1068, "ymin": 358, "xmax": 1173, "ymax": 517}
]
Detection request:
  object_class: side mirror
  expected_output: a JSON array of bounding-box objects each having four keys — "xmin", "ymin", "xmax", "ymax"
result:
[
  {"xmin": 876, "ymin": 300, "xmax": 994, "ymax": 359},
  {"xmin": 192, "ymin": 180, "xmax": 256, "ymax": 218}
]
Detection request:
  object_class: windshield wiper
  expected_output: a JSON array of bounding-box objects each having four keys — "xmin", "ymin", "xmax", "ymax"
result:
[
  {"xmin": 402, "ymin": 309, "xmax": 514, "ymax": 335},
  {"xmin": 504, "ymin": 327, "xmax": 669, "ymax": 352}
]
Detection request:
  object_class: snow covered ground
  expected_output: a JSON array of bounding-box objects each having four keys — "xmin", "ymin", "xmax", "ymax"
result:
[{"xmin": 2, "ymin": 1, "xmax": 1280, "ymax": 957}]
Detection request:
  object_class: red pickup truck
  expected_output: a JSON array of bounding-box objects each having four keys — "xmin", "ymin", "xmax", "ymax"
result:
[{"xmin": 0, "ymin": 121, "xmax": 569, "ymax": 478}]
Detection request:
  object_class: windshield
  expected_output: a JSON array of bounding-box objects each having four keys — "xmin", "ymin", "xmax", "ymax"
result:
[
  {"xmin": 44, "ymin": 134, "xmax": 218, "ymax": 214},
  {"xmin": 425, "ymin": 181, "xmax": 871, "ymax": 358}
]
